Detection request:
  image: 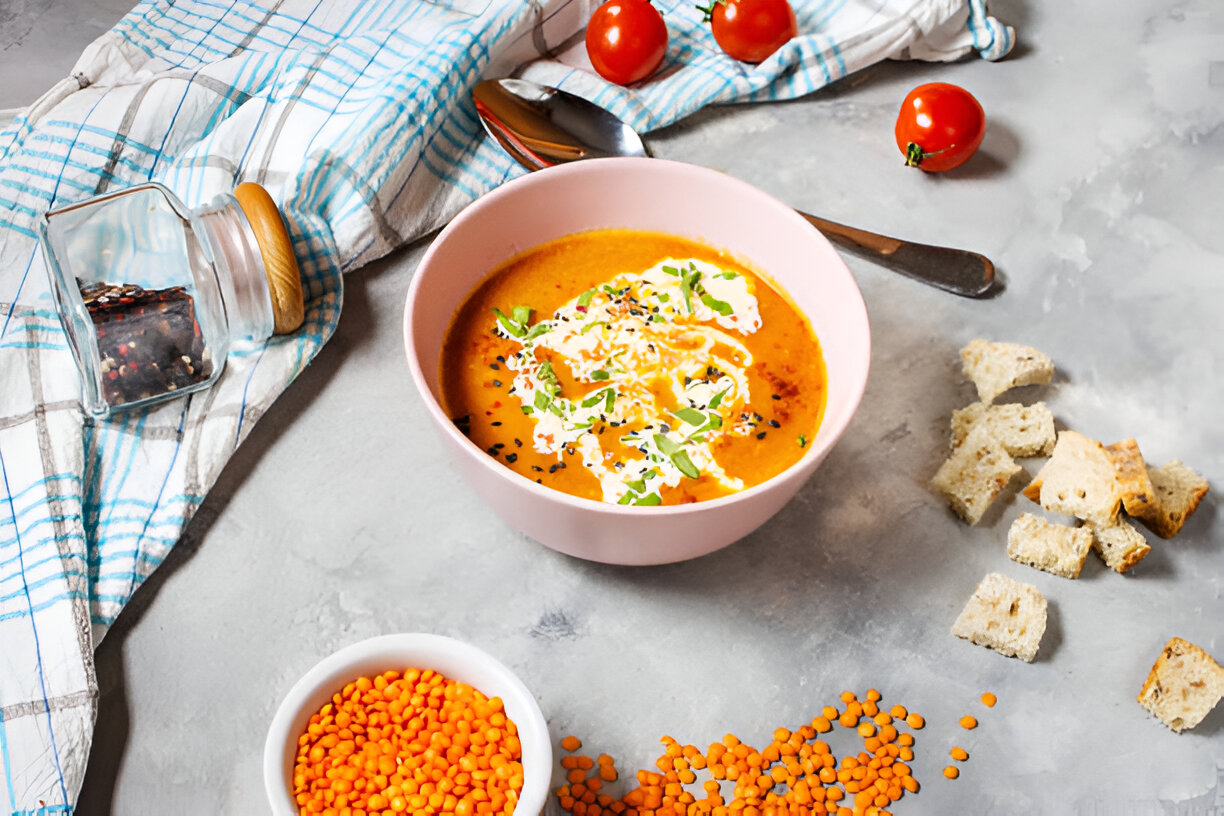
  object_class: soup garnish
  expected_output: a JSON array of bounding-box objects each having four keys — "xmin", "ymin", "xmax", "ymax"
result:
[{"xmin": 441, "ymin": 230, "xmax": 826, "ymax": 506}]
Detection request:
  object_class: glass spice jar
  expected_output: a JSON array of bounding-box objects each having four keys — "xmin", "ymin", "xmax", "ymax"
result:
[{"xmin": 39, "ymin": 181, "xmax": 304, "ymax": 418}]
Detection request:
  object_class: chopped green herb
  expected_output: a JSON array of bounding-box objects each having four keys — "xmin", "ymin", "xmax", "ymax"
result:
[
  {"xmin": 577, "ymin": 288, "xmax": 597, "ymax": 308},
  {"xmin": 523, "ymin": 322, "xmax": 551, "ymax": 341},
  {"xmin": 581, "ymin": 387, "xmax": 612, "ymax": 408},
  {"xmin": 708, "ymin": 388, "xmax": 729, "ymax": 409},
  {"xmin": 590, "ymin": 370, "xmax": 610, "ymax": 381},
  {"xmin": 533, "ymin": 390, "xmax": 551, "ymax": 412},
  {"xmin": 633, "ymin": 492, "xmax": 663, "ymax": 506},
  {"xmin": 700, "ymin": 292, "xmax": 733, "ymax": 316},
  {"xmin": 520, "ymin": 405, "xmax": 533, "ymax": 415},
  {"xmin": 512, "ymin": 305, "xmax": 532, "ymax": 325},
  {"xmin": 661, "ymin": 265, "xmax": 679, "ymax": 276},
  {"xmin": 625, "ymin": 478, "xmax": 646, "ymax": 493},
  {"xmin": 673, "ymin": 406, "xmax": 707, "ymax": 426},
  {"xmin": 580, "ymin": 320, "xmax": 609, "ymax": 334},
  {"xmin": 798, "ymin": 434, "xmax": 808, "ymax": 447},
  {"xmin": 492, "ymin": 307, "xmax": 526, "ymax": 337},
  {"xmin": 653, "ymin": 433, "xmax": 700, "ymax": 479}
]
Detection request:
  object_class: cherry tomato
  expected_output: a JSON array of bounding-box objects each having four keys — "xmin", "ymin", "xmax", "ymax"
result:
[
  {"xmin": 585, "ymin": 0, "xmax": 668, "ymax": 86},
  {"xmin": 701, "ymin": 0, "xmax": 797, "ymax": 64},
  {"xmin": 894, "ymin": 83, "xmax": 986, "ymax": 172}
]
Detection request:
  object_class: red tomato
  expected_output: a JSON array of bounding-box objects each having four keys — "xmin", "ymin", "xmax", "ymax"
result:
[
  {"xmin": 585, "ymin": 0, "xmax": 668, "ymax": 86},
  {"xmin": 894, "ymin": 83, "xmax": 986, "ymax": 172},
  {"xmin": 702, "ymin": 0, "xmax": 797, "ymax": 64}
]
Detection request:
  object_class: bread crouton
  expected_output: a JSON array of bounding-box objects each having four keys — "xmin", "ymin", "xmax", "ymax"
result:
[
  {"xmin": 960, "ymin": 340, "xmax": 1054, "ymax": 405},
  {"xmin": 1106, "ymin": 439, "xmax": 1157, "ymax": 517},
  {"xmin": 951, "ymin": 401, "xmax": 1057, "ymax": 457},
  {"xmin": 1131, "ymin": 460, "xmax": 1209, "ymax": 539},
  {"xmin": 932, "ymin": 425, "xmax": 1023, "ymax": 525},
  {"xmin": 1006, "ymin": 513, "xmax": 1093, "ymax": 578},
  {"xmin": 951, "ymin": 572, "xmax": 1048, "ymax": 662},
  {"xmin": 1088, "ymin": 517, "xmax": 1151, "ymax": 573},
  {"xmin": 1023, "ymin": 430, "xmax": 1121, "ymax": 525},
  {"xmin": 1137, "ymin": 637, "xmax": 1224, "ymax": 733}
]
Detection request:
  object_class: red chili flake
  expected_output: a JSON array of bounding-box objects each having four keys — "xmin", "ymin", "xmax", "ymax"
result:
[
  {"xmin": 492, "ymin": 401, "xmax": 502, "ymax": 408},
  {"xmin": 118, "ymin": 344, "xmax": 129, "ymax": 355},
  {"xmin": 128, "ymin": 362, "xmax": 138, "ymax": 371},
  {"xmin": 107, "ymin": 370, "xmax": 119, "ymax": 380},
  {"xmin": 575, "ymin": 305, "xmax": 587, "ymax": 313}
]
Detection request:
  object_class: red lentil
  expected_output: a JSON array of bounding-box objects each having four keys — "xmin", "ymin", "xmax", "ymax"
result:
[{"xmin": 291, "ymin": 668, "xmax": 523, "ymax": 816}]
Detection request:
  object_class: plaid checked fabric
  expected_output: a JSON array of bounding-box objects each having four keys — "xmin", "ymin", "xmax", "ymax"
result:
[{"xmin": 0, "ymin": 0, "xmax": 1012, "ymax": 811}]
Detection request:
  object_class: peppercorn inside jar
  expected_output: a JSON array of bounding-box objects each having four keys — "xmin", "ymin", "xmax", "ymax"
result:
[{"xmin": 39, "ymin": 181, "xmax": 304, "ymax": 417}]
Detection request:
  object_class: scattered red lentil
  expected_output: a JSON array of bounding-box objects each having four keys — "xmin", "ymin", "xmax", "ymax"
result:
[
  {"xmin": 552, "ymin": 690, "xmax": 936, "ymax": 815},
  {"xmin": 562, "ymin": 735, "xmax": 583, "ymax": 752},
  {"xmin": 959, "ymin": 715, "xmax": 978, "ymax": 730},
  {"xmin": 980, "ymin": 692, "xmax": 997, "ymax": 708},
  {"xmin": 950, "ymin": 747, "xmax": 969, "ymax": 762},
  {"xmin": 943, "ymin": 765, "xmax": 960, "ymax": 780},
  {"xmin": 292, "ymin": 668, "xmax": 523, "ymax": 816}
]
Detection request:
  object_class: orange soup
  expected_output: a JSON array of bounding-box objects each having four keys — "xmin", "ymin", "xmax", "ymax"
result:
[{"xmin": 440, "ymin": 229, "xmax": 826, "ymax": 505}]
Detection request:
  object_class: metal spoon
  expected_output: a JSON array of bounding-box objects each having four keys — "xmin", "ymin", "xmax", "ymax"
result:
[{"xmin": 472, "ymin": 78, "xmax": 997, "ymax": 298}]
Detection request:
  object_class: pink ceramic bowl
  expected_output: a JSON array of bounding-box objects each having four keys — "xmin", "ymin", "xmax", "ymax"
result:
[{"xmin": 403, "ymin": 157, "xmax": 870, "ymax": 565}]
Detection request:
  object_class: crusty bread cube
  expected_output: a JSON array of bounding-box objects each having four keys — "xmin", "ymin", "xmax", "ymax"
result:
[
  {"xmin": 951, "ymin": 401, "xmax": 1057, "ymax": 457},
  {"xmin": 1006, "ymin": 513, "xmax": 1093, "ymax": 578},
  {"xmin": 1088, "ymin": 517, "xmax": 1151, "ymax": 573},
  {"xmin": 1023, "ymin": 430, "xmax": 1121, "ymax": 525},
  {"xmin": 1106, "ymin": 439, "xmax": 1157, "ymax": 517},
  {"xmin": 960, "ymin": 340, "xmax": 1054, "ymax": 405},
  {"xmin": 1131, "ymin": 460, "xmax": 1209, "ymax": 539},
  {"xmin": 1137, "ymin": 637, "xmax": 1224, "ymax": 733},
  {"xmin": 951, "ymin": 572, "xmax": 1048, "ymax": 662},
  {"xmin": 932, "ymin": 425, "xmax": 1023, "ymax": 525}
]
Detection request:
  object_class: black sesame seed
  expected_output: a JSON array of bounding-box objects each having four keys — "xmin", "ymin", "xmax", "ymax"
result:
[
  {"xmin": 771, "ymin": 393, "xmax": 781, "ymax": 400},
  {"xmin": 531, "ymin": 465, "xmax": 544, "ymax": 472},
  {"xmin": 491, "ymin": 421, "xmax": 502, "ymax": 427},
  {"xmin": 768, "ymin": 420, "xmax": 781, "ymax": 428},
  {"xmin": 756, "ymin": 431, "xmax": 767, "ymax": 439},
  {"xmin": 514, "ymin": 438, "xmax": 523, "ymax": 447},
  {"xmin": 492, "ymin": 380, "xmax": 502, "ymax": 387},
  {"xmin": 489, "ymin": 363, "xmax": 500, "ymax": 370},
  {"xmin": 505, "ymin": 453, "xmax": 518, "ymax": 463}
]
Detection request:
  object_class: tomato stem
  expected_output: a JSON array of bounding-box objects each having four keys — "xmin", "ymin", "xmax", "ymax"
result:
[
  {"xmin": 905, "ymin": 142, "xmax": 950, "ymax": 168},
  {"xmin": 695, "ymin": 0, "xmax": 726, "ymax": 23}
]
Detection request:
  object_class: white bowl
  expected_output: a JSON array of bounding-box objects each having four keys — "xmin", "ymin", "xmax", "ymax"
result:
[
  {"xmin": 264, "ymin": 633, "xmax": 551, "ymax": 815},
  {"xmin": 404, "ymin": 157, "xmax": 870, "ymax": 565}
]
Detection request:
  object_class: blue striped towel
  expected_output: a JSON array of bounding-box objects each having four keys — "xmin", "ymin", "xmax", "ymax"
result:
[{"xmin": 0, "ymin": 0, "xmax": 1012, "ymax": 810}]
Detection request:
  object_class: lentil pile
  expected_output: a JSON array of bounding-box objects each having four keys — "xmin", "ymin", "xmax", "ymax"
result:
[
  {"xmin": 555, "ymin": 688, "xmax": 994, "ymax": 816},
  {"xmin": 292, "ymin": 668, "xmax": 524, "ymax": 815}
]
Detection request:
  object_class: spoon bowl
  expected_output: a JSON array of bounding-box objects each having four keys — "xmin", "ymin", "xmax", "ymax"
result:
[{"xmin": 473, "ymin": 78, "xmax": 998, "ymax": 298}]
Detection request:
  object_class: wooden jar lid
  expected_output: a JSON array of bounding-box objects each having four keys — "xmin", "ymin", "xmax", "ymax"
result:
[{"xmin": 233, "ymin": 182, "xmax": 305, "ymax": 334}]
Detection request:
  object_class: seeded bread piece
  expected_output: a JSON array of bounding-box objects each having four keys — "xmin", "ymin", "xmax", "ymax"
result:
[
  {"xmin": 1089, "ymin": 517, "xmax": 1152, "ymax": 573},
  {"xmin": 951, "ymin": 401, "xmax": 1057, "ymax": 457},
  {"xmin": 960, "ymin": 340, "xmax": 1055, "ymax": 405},
  {"xmin": 1022, "ymin": 430, "xmax": 1121, "ymax": 525},
  {"xmin": 951, "ymin": 572, "xmax": 1048, "ymax": 662},
  {"xmin": 1006, "ymin": 513, "xmax": 1093, "ymax": 578},
  {"xmin": 932, "ymin": 424, "xmax": 1023, "ymax": 525},
  {"xmin": 1137, "ymin": 637, "xmax": 1224, "ymax": 733},
  {"xmin": 1107, "ymin": 439, "xmax": 1157, "ymax": 517},
  {"xmin": 1131, "ymin": 460, "xmax": 1209, "ymax": 539}
]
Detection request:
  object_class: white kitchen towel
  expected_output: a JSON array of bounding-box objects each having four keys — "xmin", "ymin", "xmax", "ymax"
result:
[{"xmin": 0, "ymin": 0, "xmax": 1012, "ymax": 811}]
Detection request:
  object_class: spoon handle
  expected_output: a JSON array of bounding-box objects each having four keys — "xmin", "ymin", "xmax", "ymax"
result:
[{"xmin": 796, "ymin": 210, "xmax": 996, "ymax": 298}]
